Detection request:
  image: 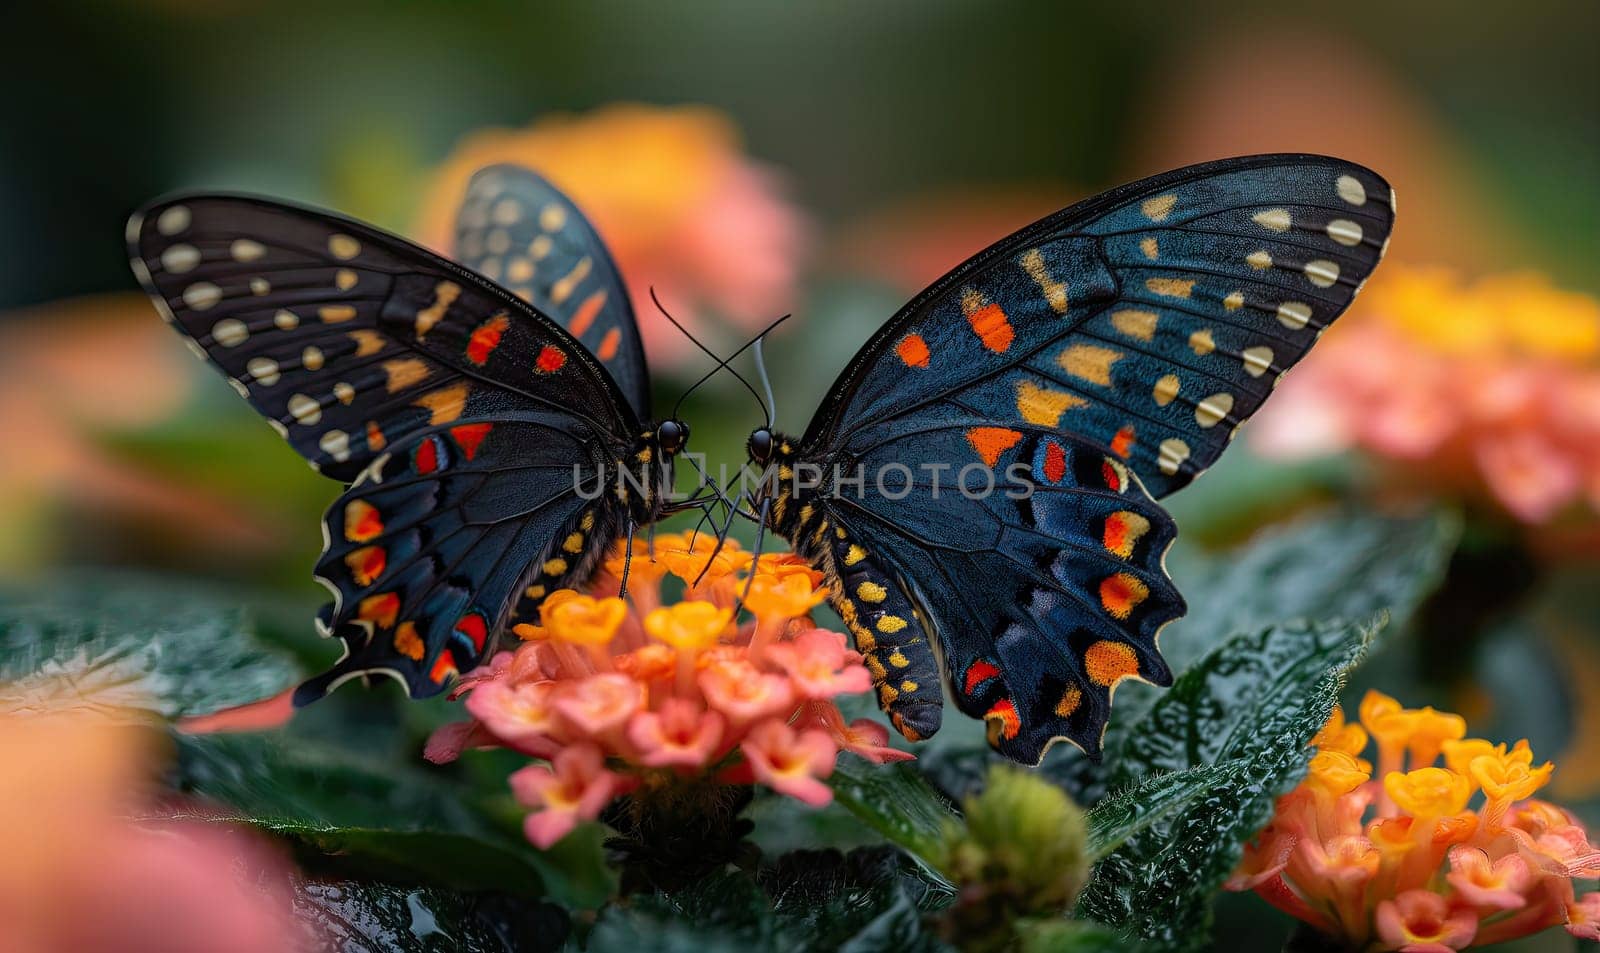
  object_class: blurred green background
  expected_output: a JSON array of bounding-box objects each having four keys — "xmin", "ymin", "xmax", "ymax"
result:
[{"xmin": 2, "ymin": 3, "xmax": 1597, "ymax": 948}]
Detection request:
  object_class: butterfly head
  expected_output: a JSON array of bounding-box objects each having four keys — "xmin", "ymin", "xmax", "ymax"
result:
[
  {"xmin": 656, "ymin": 419, "xmax": 690, "ymax": 457},
  {"xmin": 746, "ymin": 427, "xmax": 776, "ymax": 467}
]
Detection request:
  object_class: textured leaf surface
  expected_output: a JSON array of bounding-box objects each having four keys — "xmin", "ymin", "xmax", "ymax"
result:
[
  {"xmin": 172, "ymin": 731, "xmax": 548, "ymax": 897},
  {"xmin": 291, "ymin": 880, "xmax": 568, "ymax": 952},
  {"xmin": 829, "ymin": 758, "xmax": 960, "ymax": 861},
  {"xmin": 1075, "ymin": 614, "xmax": 1386, "ymax": 951},
  {"xmin": 0, "ymin": 573, "xmax": 298, "ymax": 719}
]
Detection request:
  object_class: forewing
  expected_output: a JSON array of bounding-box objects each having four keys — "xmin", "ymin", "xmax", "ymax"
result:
[
  {"xmin": 804, "ymin": 155, "xmax": 1394, "ymax": 497},
  {"xmin": 452, "ymin": 164, "xmax": 650, "ymax": 416},
  {"xmin": 128, "ymin": 194, "xmax": 638, "ymax": 482}
]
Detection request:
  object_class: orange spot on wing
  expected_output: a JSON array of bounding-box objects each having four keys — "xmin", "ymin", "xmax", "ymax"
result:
[
  {"xmin": 1110, "ymin": 425, "xmax": 1135, "ymax": 458},
  {"xmin": 597, "ymin": 328, "xmax": 620, "ymax": 360},
  {"xmin": 345, "ymin": 545, "xmax": 387, "ymax": 586},
  {"xmin": 1043, "ymin": 440, "xmax": 1067, "ymax": 483},
  {"xmin": 966, "ymin": 427, "xmax": 1022, "ymax": 467},
  {"xmin": 896, "ymin": 333, "xmax": 930, "ymax": 368},
  {"xmin": 1056, "ymin": 687, "xmax": 1083, "ymax": 718},
  {"xmin": 535, "ymin": 345, "xmax": 566, "ymax": 373},
  {"xmin": 344, "ymin": 500, "xmax": 383, "ymax": 542},
  {"xmin": 357, "ymin": 592, "xmax": 401, "ymax": 629},
  {"xmin": 1098, "ymin": 573, "xmax": 1150, "ymax": 620},
  {"xmin": 450, "ymin": 423, "xmax": 492, "ymax": 460},
  {"xmin": 1101, "ymin": 459, "xmax": 1124, "ymax": 492},
  {"xmin": 569, "ymin": 289, "xmax": 607, "ymax": 336},
  {"xmin": 967, "ymin": 302, "xmax": 1014, "ymax": 353},
  {"xmin": 365, "ymin": 420, "xmax": 386, "ymax": 452},
  {"xmin": 454, "ymin": 612, "xmax": 489, "ymax": 652},
  {"xmin": 393, "ymin": 621, "xmax": 425, "ymax": 660},
  {"xmin": 1103, "ymin": 511, "xmax": 1152, "ymax": 558},
  {"xmin": 964, "ymin": 659, "xmax": 1001, "ymax": 695},
  {"xmin": 429, "ymin": 652, "xmax": 459, "ymax": 684},
  {"xmin": 985, "ymin": 698, "xmax": 1021, "ymax": 741},
  {"xmin": 1085, "ymin": 640, "xmax": 1140, "ymax": 685},
  {"xmin": 414, "ymin": 382, "xmax": 469, "ymax": 425}
]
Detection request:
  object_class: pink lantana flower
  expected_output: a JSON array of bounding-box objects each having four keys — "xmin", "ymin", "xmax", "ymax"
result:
[
  {"xmin": 510, "ymin": 744, "xmax": 632, "ymax": 849},
  {"xmin": 427, "ymin": 534, "xmax": 908, "ymax": 848},
  {"xmin": 737, "ymin": 719, "xmax": 839, "ymax": 808}
]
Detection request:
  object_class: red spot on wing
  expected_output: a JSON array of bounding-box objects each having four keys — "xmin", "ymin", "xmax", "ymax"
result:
[
  {"xmin": 1101, "ymin": 459, "xmax": 1123, "ymax": 492},
  {"xmin": 569, "ymin": 290, "xmax": 607, "ymax": 337},
  {"xmin": 450, "ymin": 423, "xmax": 492, "ymax": 460},
  {"xmin": 429, "ymin": 651, "xmax": 460, "ymax": 684},
  {"xmin": 964, "ymin": 659, "xmax": 1002, "ymax": 696},
  {"xmin": 597, "ymin": 328, "xmax": 621, "ymax": 361},
  {"xmin": 344, "ymin": 500, "xmax": 383, "ymax": 542},
  {"xmin": 965, "ymin": 427, "xmax": 1022, "ymax": 467},
  {"xmin": 465, "ymin": 314, "xmax": 510, "ymax": 365},
  {"xmin": 1111, "ymin": 425, "xmax": 1135, "ymax": 458},
  {"xmin": 535, "ymin": 345, "xmax": 566, "ymax": 373},
  {"xmin": 896, "ymin": 333, "xmax": 930, "ymax": 368},
  {"xmin": 453, "ymin": 612, "xmax": 489, "ymax": 652},
  {"xmin": 415, "ymin": 438, "xmax": 440, "ymax": 474},
  {"xmin": 985, "ymin": 698, "xmax": 1021, "ymax": 740},
  {"xmin": 1043, "ymin": 440, "xmax": 1067, "ymax": 483},
  {"xmin": 346, "ymin": 545, "xmax": 387, "ymax": 586},
  {"xmin": 968, "ymin": 303, "xmax": 1014, "ymax": 353},
  {"xmin": 365, "ymin": 420, "xmax": 386, "ymax": 452}
]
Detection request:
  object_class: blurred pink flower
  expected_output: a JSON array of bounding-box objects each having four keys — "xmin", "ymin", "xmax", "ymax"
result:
[
  {"xmin": 510, "ymin": 744, "xmax": 632, "ymax": 849},
  {"xmin": 736, "ymin": 719, "xmax": 838, "ymax": 808},
  {"xmin": 627, "ymin": 698, "xmax": 725, "ymax": 768},
  {"xmin": 416, "ymin": 103, "xmax": 808, "ymax": 366},
  {"xmin": 1254, "ymin": 267, "xmax": 1600, "ymax": 526},
  {"xmin": 1, "ymin": 710, "xmax": 303, "ymax": 952}
]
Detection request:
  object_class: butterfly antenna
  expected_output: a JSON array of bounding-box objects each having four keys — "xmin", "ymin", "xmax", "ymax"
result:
[
  {"xmin": 753, "ymin": 337, "xmax": 776, "ymax": 429},
  {"xmin": 652, "ymin": 288, "xmax": 767, "ymax": 422},
  {"xmin": 670, "ymin": 309, "xmax": 793, "ymax": 420}
]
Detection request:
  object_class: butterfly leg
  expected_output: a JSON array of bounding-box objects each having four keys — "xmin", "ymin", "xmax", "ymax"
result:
[{"xmin": 618, "ymin": 519, "xmax": 636, "ymax": 600}]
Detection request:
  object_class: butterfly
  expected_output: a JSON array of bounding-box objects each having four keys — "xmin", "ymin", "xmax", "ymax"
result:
[
  {"xmin": 126, "ymin": 164, "xmax": 705, "ymax": 705},
  {"xmin": 738, "ymin": 154, "xmax": 1395, "ymax": 764}
]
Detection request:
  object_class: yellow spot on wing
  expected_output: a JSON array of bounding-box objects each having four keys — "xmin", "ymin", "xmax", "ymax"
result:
[
  {"xmin": 328, "ymin": 234, "xmax": 361, "ymax": 259},
  {"xmin": 551, "ymin": 257, "xmax": 592, "ymax": 305},
  {"xmin": 320, "ymin": 305, "xmax": 357, "ymax": 323},
  {"xmin": 563, "ymin": 533, "xmax": 584, "ymax": 554},
  {"xmin": 876, "ymin": 615, "xmax": 907, "ymax": 633},
  {"xmin": 414, "ymin": 382, "xmax": 470, "ymax": 425},
  {"xmin": 543, "ymin": 557, "xmax": 568, "ymax": 576},
  {"xmin": 1145, "ymin": 277, "xmax": 1194, "ymax": 298},
  {"xmin": 349, "ymin": 329, "xmax": 385, "ymax": 356},
  {"xmin": 1018, "ymin": 248, "xmax": 1069, "ymax": 314},
  {"xmin": 888, "ymin": 651, "xmax": 909, "ymax": 668},
  {"xmin": 1157, "ymin": 438, "xmax": 1191, "ymax": 475},
  {"xmin": 1139, "ymin": 237, "xmax": 1159, "ymax": 259},
  {"xmin": 383, "ymin": 358, "xmax": 430, "ymax": 392},
  {"xmin": 1110, "ymin": 309, "xmax": 1158, "ymax": 341},
  {"xmin": 843, "ymin": 545, "xmax": 867, "ymax": 566},
  {"xmin": 1223, "ymin": 291, "xmax": 1245, "ymax": 311},
  {"xmin": 1278, "ymin": 301, "xmax": 1312, "ymax": 329},
  {"xmin": 1252, "ymin": 208, "xmax": 1291, "ymax": 232},
  {"xmin": 415, "ymin": 281, "xmax": 461, "ymax": 338},
  {"xmin": 1152, "ymin": 374, "xmax": 1180, "ymax": 406},
  {"xmin": 1142, "ymin": 194, "xmax": 1176, "ymax": 221},
  {"xmin": 1195, "ymin": 392, "xmax": 1234, "ymax": 428},
  {"xmin": 1246, "ymin": 250, "xmax": 1273, "ymax": 271},
  {"xmin": 1057, "ymin": 344, "xmax": 1122, "ymax": 386},
  {"xmin": 1188, "ymin": 329, "xmax": 1215, "ymax": 356},
  {"xmin": 1015, "ymin": 379, "xmax": 1086, "ymax": 426},
  {"xmin": 1242, "ymin": 346, "xmax": 1274, "ymax": 377},
  {"xmin": 857, "ymin": 581, "xmax": 887, "ymax": 603}
]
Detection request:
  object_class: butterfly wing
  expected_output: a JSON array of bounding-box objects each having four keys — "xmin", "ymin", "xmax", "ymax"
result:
[
  {"xmin": 794, "ymin": 155, "xmax": 1394, "ymax": 761},
  {"xmin": 127, "ymin": 195, "xmax": 643, "ymax": 700},
  {"xmin": 452, "ymin": 164, "xmax": 650, "ymax": 417}
]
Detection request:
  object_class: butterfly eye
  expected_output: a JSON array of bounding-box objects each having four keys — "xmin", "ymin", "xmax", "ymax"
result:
[
  {"xmin": 747, "ymin": 428, "xmax": 774, "ymax": 465},
  {"xmin": 658, "ymin": 419, "xmax": 688, "ymax": 454}
]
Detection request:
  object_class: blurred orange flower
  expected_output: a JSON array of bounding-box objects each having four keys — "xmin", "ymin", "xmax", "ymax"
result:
[
  {"xmin": 1253, "ymin": 267, "xmax": 1600, "ymax": 525},
  {"xmin": 416, "ymin": 104, "xmax": 808, "ymax": 366},
  {"xmin": 0, "ymin": 708, "xmax": 303, "ymax": 952}
]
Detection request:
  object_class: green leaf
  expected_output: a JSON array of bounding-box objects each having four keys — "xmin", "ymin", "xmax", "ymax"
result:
[
  {"xmin": 828, "ymin": 757, "xmax": 960, "ymax": 861},
  {"xmin": 586, "ymin": 871, "xmax": 775, "ymax": 953},
  {"xmin": 1075, "ymin": 615, "xmax": 1386, "ymax": 951},
  {"xmin": 292, "ymin": 880, "xmax": 569, "ymax": 952},
  {"xmin": 1083, "ymin": 764, "xmax": 1229, "ymax": 861},
  {"xmin": 171, "ymin": 731, "xmax": 560, "ymax": 900},
  {"xmin": 1160, "ymin": 508, "xmax": 1457, "ymax": 673},
  {"xmin": 0, "ymin": 572, "xmax": 298, "ymax": 719}
]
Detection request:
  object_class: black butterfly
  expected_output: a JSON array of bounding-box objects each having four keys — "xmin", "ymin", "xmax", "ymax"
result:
[
  {"xmin": 127, "ymin": 165, "xmax": 704, "ymax": 703},
  {"xmin": 739, "ymin": 154, "xmax": 1395, "ymax": 763}
]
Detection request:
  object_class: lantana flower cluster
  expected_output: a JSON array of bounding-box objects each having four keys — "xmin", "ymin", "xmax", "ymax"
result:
[
  {"xmin": 1229, "ymin": 690, "xmax": 1600, "ymax": 950},
  {"xmin": 1253, "ymin": 267, "xmax": 1600, "ymax": 525},
  {"xmin": 427, "ymin": 533, "xmax": 910, "ymax": 848}
]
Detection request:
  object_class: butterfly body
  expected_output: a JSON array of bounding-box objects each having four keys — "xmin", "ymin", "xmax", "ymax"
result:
[
  {"xmin": 127, "ymin": 167, "xmax": 697, "ymax": 705},
  {"xmin": 746, "ymin": 155, "xmax": 1396, "ymax": 763}
]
